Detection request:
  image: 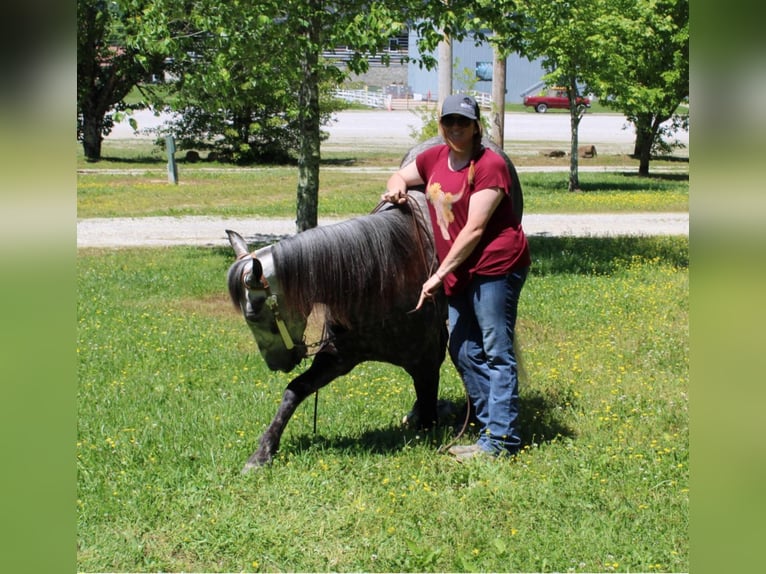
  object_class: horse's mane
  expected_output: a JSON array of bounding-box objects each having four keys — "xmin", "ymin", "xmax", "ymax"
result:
[{"xmin": 272, "ymin": 198, "xmax": 435, "ymax": 327}]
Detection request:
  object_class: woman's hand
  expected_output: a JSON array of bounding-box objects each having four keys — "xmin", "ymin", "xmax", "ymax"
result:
[
  {"xmin": 382, "ymin": 164, "xmax": 422, "ymax": 205},
  {"xmin": 381, "ymin": 188, "xmax": 408, "ymax": 204},
  {"xmin": 413, "ymin": 272, "xmax": 443, "ymax": 311}
]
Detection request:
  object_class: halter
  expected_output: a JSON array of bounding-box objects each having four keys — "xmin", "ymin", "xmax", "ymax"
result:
[
  {"xmin": 240, "ymin": 252, "xmax": 329, "ymax": 435},
  {"xmin": 243, "ymin": 253, "xmax": 295, "ymax": 350}
]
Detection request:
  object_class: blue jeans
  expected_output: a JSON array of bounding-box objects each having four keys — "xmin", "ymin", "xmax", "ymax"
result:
[{"xmin": 447, "ymin": 268, "xmax": 528, "ymax": 455}]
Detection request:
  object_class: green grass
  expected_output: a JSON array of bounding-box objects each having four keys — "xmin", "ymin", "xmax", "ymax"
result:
[
  {"xmin": 77, "ymin": 139, "xmax": 688, "ymax": 218},
  {"xmin": 77, "ymin": 168, "xmax": 688, "ymax": 218},
  {"xmin": 522, "ymin": 171, "xmax": 688, "ymax": 213},
  {"xmin": 77, "ymin": 237, "xmax": 688, "ymax": 572}
]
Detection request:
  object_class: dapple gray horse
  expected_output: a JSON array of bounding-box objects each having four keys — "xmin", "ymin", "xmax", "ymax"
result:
[{"xmin": 226, "ymin": 137, "xmax": 522, "ymax": 472}]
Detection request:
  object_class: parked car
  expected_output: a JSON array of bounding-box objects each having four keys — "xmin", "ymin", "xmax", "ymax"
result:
[{"xmin": 523, "ymin": 87, "xmax": 591, "ymax": 113}]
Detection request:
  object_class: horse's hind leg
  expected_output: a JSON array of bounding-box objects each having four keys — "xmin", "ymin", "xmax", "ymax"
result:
[
  {"xmin": 403, "ymin": 322, "xmax": 447, "ymax": 429},
  {"xmin": 242, "ymin": 352, "xmax": 351, "ymax": 473},
  {"xmin": 403, "ymin": 362, "xmax": 441, "ymax": 430}
]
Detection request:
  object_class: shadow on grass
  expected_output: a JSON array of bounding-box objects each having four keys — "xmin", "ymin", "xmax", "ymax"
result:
[
  {"xmin": 90, "ymin": 155, "xmax": 166, "ymax": 165},
  {"xmin": 532, "ymin": 171, "xmax": 688, "ymax": 192},
  {"xmin": 582, "ymin": 171, "xmax": 689, "ymax": 191},
  {"xmin": 647, "ymin": 155, "xmax": 689, "ymax": 164},
  {"xmin": 527, "ymin": 235, "xmax": 688, "ymax": 276},
  {"xmin": 92, "ymin": 152, "xmax": 365, "ymax": 167},
  {"xmin": 284, "ymin": 390, "xmax": 575, "ymax": 459},
  {"xmin": 214, "ymin": 235, "xmax": 689, "ymax": 279},
  {"xmin": 320, "ymin": 157, "xmax": 358, "ymax": 166}
]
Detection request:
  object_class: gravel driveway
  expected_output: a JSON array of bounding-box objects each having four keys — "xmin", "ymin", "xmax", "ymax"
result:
[{"xmin": 77, "ymin": 212, "xmax": 688, "ymax": 249}]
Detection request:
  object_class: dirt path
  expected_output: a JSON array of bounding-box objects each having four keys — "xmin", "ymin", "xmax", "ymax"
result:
[{"xmin": 77, "ymin": 212, "xmax": 688, "ymax": 249}]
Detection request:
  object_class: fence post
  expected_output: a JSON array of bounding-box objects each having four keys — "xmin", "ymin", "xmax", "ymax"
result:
[{"xmin": 166, "ymin": 136, "xmax": 178, "ymax": 184}]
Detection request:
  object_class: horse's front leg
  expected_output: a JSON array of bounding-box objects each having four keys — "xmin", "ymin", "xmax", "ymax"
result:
[
  {"xmin": 402, "ymin": 363, "xmax": 440, "ymax": 429},
  {"xmin": 242, "ymin": 352, "xmax": 351, "ymax": 473},
  {"xmin": 242, "ymin": 387, "xmax": 301, "ymax": 472},
  {"xmin": 402, "ymin": 319, "xmax": 447, "ymax": 429}
]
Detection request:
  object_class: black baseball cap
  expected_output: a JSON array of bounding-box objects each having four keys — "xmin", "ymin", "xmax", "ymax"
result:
[{"xmin": 440, "ymin": 94, "xmax": 479, "ymax": 120}]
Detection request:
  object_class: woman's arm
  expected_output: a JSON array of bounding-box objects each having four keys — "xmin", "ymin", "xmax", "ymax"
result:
[
  {"xmin": 381, "ymin": 161, "xmax": 423, "ymax": 204},
  {"xmin": 414, "ymin": 186, "xmax": 505, "ymax": 310},
  {"xmin": 436, "ymin": 185, "xmax": 505, "ymax": 277}
]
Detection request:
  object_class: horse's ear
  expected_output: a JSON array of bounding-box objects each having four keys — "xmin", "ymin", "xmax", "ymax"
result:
[{"xmin": 226, "ymin": 230, "xmax": 250, "ymax": 259}]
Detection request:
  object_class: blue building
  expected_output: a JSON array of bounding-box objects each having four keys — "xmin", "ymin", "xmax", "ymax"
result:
[{"xmin": 406, "ymin": 31, "xmax": 547, "ymax": 104}]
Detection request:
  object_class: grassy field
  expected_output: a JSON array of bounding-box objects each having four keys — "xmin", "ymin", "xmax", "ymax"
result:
[
  {"xmin": 77, "ymin": 235, "xmax": 688, "ymax": 573},
  {"xmin": 77, "ymin": 167, "xmax": 688, "ymax": 219},
  {"xmin": 77, "ymin": 134, "xmax": 688, "ymax": 572},
  {"xmin": 77, "ymin": 139, "xmax": 688, "ymax": 218}
]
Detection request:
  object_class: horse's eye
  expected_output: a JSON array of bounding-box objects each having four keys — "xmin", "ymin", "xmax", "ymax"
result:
[{"xmin": 245, "ymin": 296, "xmax": 266, "ymax": 319}]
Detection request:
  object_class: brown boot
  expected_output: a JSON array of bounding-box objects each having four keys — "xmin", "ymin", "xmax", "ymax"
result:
[{"xmin": 447, "ymin": 443, "xmax": 481, "ymax": 456}]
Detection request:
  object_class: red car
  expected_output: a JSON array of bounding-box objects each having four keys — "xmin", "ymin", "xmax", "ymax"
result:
[{"xmin": 523, "ymin": 87, "xmax": 591, "ymax": 113}]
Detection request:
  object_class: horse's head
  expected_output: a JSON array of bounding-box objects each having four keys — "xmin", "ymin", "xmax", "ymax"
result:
[{"xmin": 226, "ymin": 230, "xmax": 307, "ymax": 373}]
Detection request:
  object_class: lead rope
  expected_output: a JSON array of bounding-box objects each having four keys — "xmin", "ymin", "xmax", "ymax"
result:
[
  {"xmin": 373, "ymin": 194, "xmax": 472, "ymax": 453},
  {"xmin": 437, "ymin": 403, "xmax": 472, "ymax": 454},
  {"xmin": 313, "ymin": 389, "xmax": 319, "ymax": 435}
]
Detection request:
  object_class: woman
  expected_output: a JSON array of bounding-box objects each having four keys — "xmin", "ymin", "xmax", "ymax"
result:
[{"xmin": 381, "ymin": 94, "xmax": 531, "ymax": 461}]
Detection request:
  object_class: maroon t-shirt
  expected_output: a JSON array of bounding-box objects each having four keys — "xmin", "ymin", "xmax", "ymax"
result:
[{"xmin": 415, "ymin": 144, "xmax": 531, "ymax": 295}]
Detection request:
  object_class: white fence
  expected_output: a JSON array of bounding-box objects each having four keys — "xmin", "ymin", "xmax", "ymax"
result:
[
  {"xmin": 331, "ymin": 89, "xmax": 388, "ymax": 108},
  {"xmin": 331, "ymin": 89, "xmax": 493, "ymax": 110}
]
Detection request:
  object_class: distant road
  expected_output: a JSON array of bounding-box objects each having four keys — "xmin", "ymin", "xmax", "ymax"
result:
[
  {"xmin": 323, "ymin": 110, "xmax": 659, "ymax": 150},
  {"xmin": 106, "ymin": 108, "xmax": 689, "ymax": 155}
]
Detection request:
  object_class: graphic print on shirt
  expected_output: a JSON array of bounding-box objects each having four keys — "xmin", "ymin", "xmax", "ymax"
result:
[{"xmin": 426, "ymin": 177, "xmax": 466, "ymax": 240}]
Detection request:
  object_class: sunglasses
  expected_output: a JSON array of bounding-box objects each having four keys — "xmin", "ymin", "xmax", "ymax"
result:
[{"xmin": 441, "ymin": 115, "xmax": 473, "ymax": 128}]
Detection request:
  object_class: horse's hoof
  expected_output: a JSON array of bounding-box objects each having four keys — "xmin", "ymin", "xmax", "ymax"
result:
[
  {"xmin": 401, "ymin": 410, "xmax": 417, "ymax": 427},
  {"xmin": 401, "ymin": 410, "xmax": 435, "ymax": 430},
  {"xmin": 241, "ymin": 455, "xmax": 272, "ymax": 474}
]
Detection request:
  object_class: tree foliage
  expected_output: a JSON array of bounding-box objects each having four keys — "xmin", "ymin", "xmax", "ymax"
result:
[
  {"xmin": 508, "ymin": 1, "xmax": 602, "ymax": 190},
  {"xmin": 77, "ymin": 0, "xmax": 164, "ymax": 161},
  {"xmin": 127, "ymin": 1, "xmax": 337, "ymax": 164},
  {"xmin": 128, "ymin": 0, "xmax": 415, "ymax": 229},
  {"xmin": 407, "ymin": 1, "xmax": 524, "ymax": 66},
  {"xmin": 588, "ymin": 0, "xmax": 689, "ymax": 175},
  {"xmin": 493, "ymin": 0, "xmax": 688, "ymax": 182}
]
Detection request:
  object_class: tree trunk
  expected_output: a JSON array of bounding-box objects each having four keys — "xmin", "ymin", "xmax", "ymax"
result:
[
  {"xmin": 81, "ymin": 110, "xmax": 105, "ymax": 162},
  {"xmin": 567, "ymin": 85, "xmax": 582, "ymax": 192},
  {"xmin": 637, "ymin": 134, "xmax": 652, "ymax": 176},
  {"xmin": 295, "ymin": 11, "xmax": 321, "ymax": 232},
  {"xmin": 633, "ymin": 113, "xmax": 654, "ymax": 176},
  {"xmin": 490, "ymin": 48, "xmax": 506, "ymax": 147},
  {"xmin": 437, "ymin": 34, "xmax": 452, "ymax": 106},
  {"xmin": 568, "ymin": 114, "xmax": 580, "ymax": 191}
]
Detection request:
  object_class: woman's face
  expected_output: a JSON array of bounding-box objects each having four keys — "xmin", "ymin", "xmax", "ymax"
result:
[{"xmin": 440, "ymin": 114, "xmax": 478, "ymax": 153}]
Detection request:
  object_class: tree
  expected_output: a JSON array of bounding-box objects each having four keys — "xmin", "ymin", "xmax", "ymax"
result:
[
  {"xmin": 131, "ymin": 1, "xmax": 415, "ymax": 231},
  {"xmin": 422, "ymin": 0, "xmax": 649, "ymax": 178},
  {"xmin": 77, "ymin": 0, "xmax": 163, "ymax": 161},
  {"xmin": 467, "ymin": 0, "xmax": 688, "ymax": 181},
  {"xmin": 590, "ymin": 0, "xmax": 689, "ymax": 175},
  {"xmin": 289, "ymin": 1, "xmax": 417, "ymax": 230},
  {"xmin": 141, "ymin": 3, "xmax": 327, "ymax": 164},
  {"xmin": 508, "ymin": 1, "xmax": 602, "ymax": 191}
]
